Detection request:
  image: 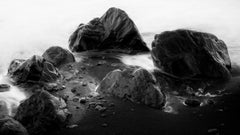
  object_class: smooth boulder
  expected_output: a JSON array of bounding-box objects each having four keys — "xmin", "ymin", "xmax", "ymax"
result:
[
  {"xmin": 0, "ymin": 115, "xmax": 28, "ymax": 135},
  {"xmin": 42, "ymin": 46, "xmax": 75, "ymax": 68},
  {"xmin": 151, "ymin": 29, "xmax": 231, "ymax": 79},
  {"xmin": 69, "ymin": 7, "xmax": 149, "ymax": 54},
  {"xmin": 8, "ymin": 55, "xmax": 60, "ymax": 83},
  {"xmin": 14, "ymin": 90, "xmax": 70, "ymax": 135},
  {"xmin": 97, "ymin": 66, "xmax": 165, "ymax": 108}
]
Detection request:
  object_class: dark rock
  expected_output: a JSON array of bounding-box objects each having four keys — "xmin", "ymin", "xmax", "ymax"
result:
[
  {"xmin": 184, "ymin": 98, "xmax": 201, "ymax": 107},
  {"xmin": 0, "ymin": 100, "xmax": 8, "ymax": 116},
  {"xmin": 0, "ymin": 84, "xmax": 10, "ymax": 92},
  {"xmin": 42, "ymin": 46, "xmax": 75, "ymax": 68},
  {"xmin": 97, "ymin": 66, "xmax": 165, "ymax": 108},
  {"xmin": 151, "ymin": 29, "xmax": 231, "ymax": 80},
  {"xmin": 8, "ymin": 55, "xmax": 60, "ymax": 84},
  {"xmin": 69, "ymin": 7, "xmax": 149, "ymax": 54},
  {"xmin": 14, "ymin": 90, "xmax": 70, "ymax": 135},
  {"xmin": 0, "ymin": 115, "xmax": 28, "ymax": 135}
]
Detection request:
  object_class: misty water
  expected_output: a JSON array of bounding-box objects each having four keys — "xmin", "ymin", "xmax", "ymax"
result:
[{"xmin": 1, "ymin": 0, "xmax": 240, "ymax": 115}]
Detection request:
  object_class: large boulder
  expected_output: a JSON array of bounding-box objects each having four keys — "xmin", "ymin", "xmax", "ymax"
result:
[
  {"xmin": 151, "ymin": 29, "xmax": 231, "ymax": 80},
  {"xmin": 97, "ymin": 66, "xmax": 165, "ymax": 108},
  {"xmin": 8, "ymin": 55, "xmax": 60, "ymax": 84},
  {"xmin": 14, "ymin": 90, "xmax": 70, "ymax": 135},
  {"xmin": 0, "ymin": 115, "xmax": 28, "ymax": 135},
  {"xmin": 69, "ymin": 7, "xmax": 149, "ymax": 54},
  {"xmin": 42, "ymin": 46, "xmax": 75, "ymax": 68}
]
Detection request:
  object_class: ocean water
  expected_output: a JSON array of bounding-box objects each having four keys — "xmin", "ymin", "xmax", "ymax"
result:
[{"xmin": 1, "ymin": 0, "xmax": 240, "ymax": 115}]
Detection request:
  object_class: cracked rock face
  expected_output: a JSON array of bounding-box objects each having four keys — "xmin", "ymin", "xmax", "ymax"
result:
[
  {"xmin": 8, "ymin": 55, "xmax": 60, "ymax": 84},
  {"xmin": 42, "ymin": 46, "xmax": 75, "ymax": 68},
  {"xmin": 0, "ymin": 115, "xmax": 28, "ymax": 135},
  {"xmin": 97, "ymin": 66, "xmax": 165, "ymax": 108},
  {"xmin": 69, "ymin": 7, "xmax": 149, "ymax": 54},
  {"xmin": 14, "ymin": 90, "xmax": 70, "ymax": 135},
  {"xmin": 151, "ymin": 29, "xmax": 231, "ymax": 80}
]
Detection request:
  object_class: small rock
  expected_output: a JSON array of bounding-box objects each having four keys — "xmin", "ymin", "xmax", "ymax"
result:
[
  {"xmin": 184, "ymin": 99, "xmax": 201, "ymax": 107},
  {"xmin": 82, "ymin": 82, "xmax": 87, "ymax": 86},
  {"xmin": 62, "ymin": 95, "xmax": 69, "ymax": 101},
  {"xmin": 95, "ymin": 105, "xmax": 107, "ymax": 112},
  {"xmin": 71, "ymin": 88, "xmax": 77, "ymax": 93},
  {"xmin": 76, "ymin": 106, "xmax": 80, "ymax": 109},
  {"xmin": 80, "ymin": 98, "xmax": 87, "ymax": 104},
  {"xmin": 130, "ymin": 108, "xmax": 135, "ymax": 111},
  {"xmin": 72, "ymin": 97, "xmax": 80, "ymax": 102},
  {"xmin": 101, "ymin": 123, "xmax": 108, "ymax": 127}
]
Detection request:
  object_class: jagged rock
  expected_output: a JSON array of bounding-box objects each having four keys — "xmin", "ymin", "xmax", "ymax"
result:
[
  {"xmin": 14, "ymin": 90, "xmax": 70, "ymax": 135},
  {"xmin": 0, "ymin": 115, "xmax": 28, "ymax": 135},
  {"xmin": 69, "ymin": 7, "xmax": 149, "ymax": 54},
  {"xmin": 8, "ymin": 55, "xmax": 60, "ymax": 84},
  {"xmin": 97, "ymin": 66, "xmax": 165, "ymax": 108},
  {"xmin": 42, "ymin": 46, "xmax": 75, "ymax": 68},
  {"xmin": 151, "ymin": 29, "xmax": 231, "ymax": 80},
  {"xmin": 0, "ymin": 84, "xmax": 10, "ymax": 92}
]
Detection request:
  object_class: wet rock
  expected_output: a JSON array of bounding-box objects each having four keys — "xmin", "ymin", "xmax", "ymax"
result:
[
  {"xmin": 8, "ymin": 55, "xmax": 60, "ymax": 84},
  {"xmin": 0, "ymin": 100, "xmax": 8, "ymax": 116},
  {"xmin": 97, "ymin": 66, "xmax": 165, "ymax": 108},
  {"xmin": 184, "ymin": 99, "xmax": 201, "ymax": 107},
  {"xmin": 69, "ymin": 7, "xmax": 149, "ymax": 54},
  {"xmin": 14, "ymin": 90, "xmax": 70, "ymax": 135},
  {"xmin": 0, "ymin": 115, "xmax": 28, "ymax": 135},
  {"xmin": 151, "ymin": 29, "xmax": 231, "ymax": 80},
  {"xmin": 42, "ymin": 46, "xmax": 75, "ymax": 68},
  {"xmin": 0, "ymin": 84, "xmax": 10, "ymax": 92}
]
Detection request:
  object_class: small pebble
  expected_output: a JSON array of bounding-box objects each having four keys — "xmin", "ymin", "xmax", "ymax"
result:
[
  {"xmin": 73, "ymin": 97, "xmax": 80, "ymax": 102},
  {"xmin": 101, "ymin": 123, "xmax": 108, "ymax": 127},
  {"xmin": 100, "ymin": 113, "xmax": 107, "ymax": 118},
  {"xmin": 80, "ymin": 98, "xmax": 87, "ymax": 104}
]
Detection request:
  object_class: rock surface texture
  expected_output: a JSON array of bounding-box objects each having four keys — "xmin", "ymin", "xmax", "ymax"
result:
[
  {"xmin": 8, "ymin": 55, "xmax": 60, "ymax": 83},
  {"xmin": 14, "ymin": 90, "xmax": 70, "ymax": 135},
  {"xmin": 151, "ymin": 29, "xmax": 231, "ymax": 79},
  {"xmin": 0, "ymin": 115, "xmax": 28, "ymax": 135},
  {"xmin": 42, "ymin": 46, "xmax": 75, "ymax": 68},
  {"xmin": 97, "ymin": 66, "xmax": 165, "ymax": 108},
  {"xmin": 69, "ymin": 7, "xmax": 149, "ymax": 54}
]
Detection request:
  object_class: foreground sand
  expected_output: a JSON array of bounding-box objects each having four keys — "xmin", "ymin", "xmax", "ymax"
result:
[{"xmin": 47, "ymin": 52, "xmax": 240, "ymax": 135}]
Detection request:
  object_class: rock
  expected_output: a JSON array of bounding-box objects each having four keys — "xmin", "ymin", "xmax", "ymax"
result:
[
  {"xmin": 0, "ymin": 84, "xmax": 10, "ymax": 92},
  {"xmin": 97, "ymin": 66, "xmax": 165, "ymax": 108},
  {"xmin": 14, "ymin": 90, "xmax": 70, "ymax": 135},
  {"xmin": 0, "ymin": 115, "xmax": 28, "ymax": 135},
  {"xmin": 69, "ymin": 7, "xmax": 149, "ymax": 54},
  {"xmin": 79, "ymin": 98, "xmax": 87, "ymax": 104},
  {"xmin": 42, "ymin": 46, "xmax": 75, "ymax": 68},
  {"xmin": 184, "ymin": 99, "xmax": 201, "ymax": 107},
  {"xmin": 95, "ymin": 105, "xmax": 107, "ymax": 112},
  {"xmin": 151, "ymin": 29, "xmax": 231, "ymax": 80},
  {"xmin": 0, "ymin": 100, "xmax": 8, "ymax": 116},
  {"xmin": 8, "ymin": 55, "xmax": 60, "ymax": 84}
]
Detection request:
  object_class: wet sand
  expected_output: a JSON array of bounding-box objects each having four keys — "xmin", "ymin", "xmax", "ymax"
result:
[{"xmin": 46, "ymin": 52, "xmax": 240, "ymax": 135}]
